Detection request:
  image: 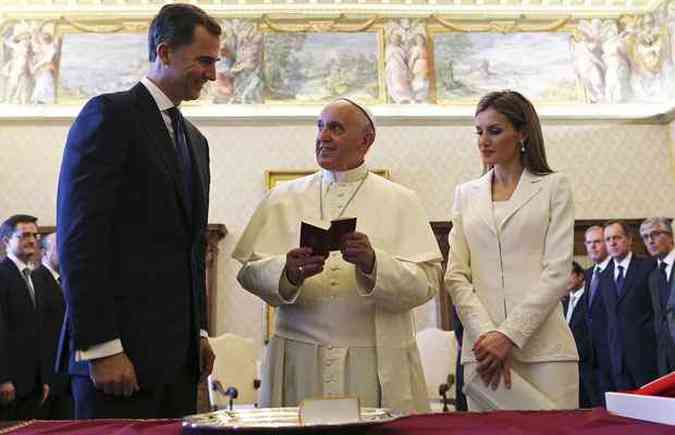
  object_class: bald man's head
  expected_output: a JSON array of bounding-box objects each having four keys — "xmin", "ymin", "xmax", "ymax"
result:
[{"xmin": 315, "ymin": 100, "xmax": 375, "ymax": 171}]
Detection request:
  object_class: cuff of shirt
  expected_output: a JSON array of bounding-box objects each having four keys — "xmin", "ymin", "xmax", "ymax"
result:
[
  {"xmin": 355, "ymin": 251, "xmax": 378, "ymax": 296},
  {"xmin": 200, "ymin": 329, "xmax": 208, "ymax": 339},
  {"xmin": 75, "ymin": 339, "xmax": 123, "ymax": 362},
  {"xmin": 278, "ymin": 268, "xmax": 302, "ymax": 303}
]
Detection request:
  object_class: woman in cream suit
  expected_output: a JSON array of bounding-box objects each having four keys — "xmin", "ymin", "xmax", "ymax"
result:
[{"xmin": 445, "ymin": 90, "xmax": 579, "ymax": 411}]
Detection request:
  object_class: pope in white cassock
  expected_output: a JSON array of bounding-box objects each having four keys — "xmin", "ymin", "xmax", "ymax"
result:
[{"xmin": 232, "ymin": 99, "xmax": 443, "ymax": 414}]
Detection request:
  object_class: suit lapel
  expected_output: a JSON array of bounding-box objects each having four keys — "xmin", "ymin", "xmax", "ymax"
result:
[
  {"xmin": 666, "ymin": 269, "xmax": 675, "ymax": 310},
  {"xmin": 596, "ymin": 261, "xmax": 616, "ymax": 310},
  {"xmin": 2, "ymin": 257, "xmax": 36, "ymax": 312},
  {"xmin": 498, "ymin": 169, "xmax": 544, "ymax": 233},
  {"xmin": 132, "ymin": 83, "xmax": 192, "ymax": 228},
  {"xmin": 185, "ymin": 121, "xmax": 207, "ymax": 231},
  {"xmin": 474, "ymin": 170, "xmax": 497, "ymax": 236}
]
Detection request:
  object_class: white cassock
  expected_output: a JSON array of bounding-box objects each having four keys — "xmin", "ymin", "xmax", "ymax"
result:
[{"xmin": 232, "ymin": 163, "xmax": 443, "ymax": 414}]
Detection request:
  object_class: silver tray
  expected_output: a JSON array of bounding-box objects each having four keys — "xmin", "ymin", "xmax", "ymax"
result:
[{"xmin": 182, "ymin": 407, "xmax": 401, "ymax": 431}]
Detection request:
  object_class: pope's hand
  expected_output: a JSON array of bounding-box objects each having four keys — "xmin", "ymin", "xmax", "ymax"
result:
[
  {"xmin": 285, "ymin": 247, "xmax": 327, "ymax": 285},
  {"xmin": 341, "ymin": 232, "xmax": 375, "ymax": 274}
]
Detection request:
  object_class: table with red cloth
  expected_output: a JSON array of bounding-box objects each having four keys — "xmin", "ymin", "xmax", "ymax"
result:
[{"xmin": 3, "ymin": 409, "xmax": 675, "ymax": 434}]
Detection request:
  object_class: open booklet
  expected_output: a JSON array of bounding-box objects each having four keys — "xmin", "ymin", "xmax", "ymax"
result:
[
  {"xmin": 300, "ymin": 217, "xmax": 357, "ymax": 257},
  {"xmin": 463, "ymin": 367, "xmax": 557, "ymax": 411}
]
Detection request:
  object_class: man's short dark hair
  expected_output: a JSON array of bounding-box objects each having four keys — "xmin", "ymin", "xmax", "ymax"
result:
[
  {"xmin": 148, "ymin": 3, "xmax": 222, "ymax": 62},
  {"xmin": 604, "ymin": 220, "xmax": 632, "ymax": 239},
  {"xmin": 0, "ymin": 214, "xmax": 38, "ymax": 239},
  {"xmin": 571, "ymin": 261, "xmax": 584, "ymax": 276}
]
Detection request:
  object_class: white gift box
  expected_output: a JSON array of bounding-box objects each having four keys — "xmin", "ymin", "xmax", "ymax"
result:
[{"xmin": 606, "ymin": 392, "xmax": 675, "ymax": 426}]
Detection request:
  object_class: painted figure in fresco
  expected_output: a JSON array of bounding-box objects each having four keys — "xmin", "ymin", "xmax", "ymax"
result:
[
  {"xmin": 30, "ymin": 31, "xmax": 60, "ymax": 104},
  {"xmin": 408, "ymin": 33, "xmax": 430, "ymax": 103},
  {"xmin": 2, "ymin": 31, "xmax": 34, "ymax": 104},
  {"xmin": 571, "ymin": 19, "xmax": 605, "ymax": 103},
  {"xmin": 627, "ymin": 13, "xmax": 668, "ymax": 100},
  {"xmin": 601, "ymin": 20, "xmax": 631, "ymax": 103},
  {"xmin": 665, "ymin": 0, "xmax": 675, "ymax": 73},
  {"xmin": 230, "ymin": 24, "xmax": 263, "ymax": 104},
  {"xmin": 385, "ymin": 32, "xmax": 413, "ymax": 103},
  {"xmin": 214, "ymin": 40, "xmax": 235, "ymax": 99}
]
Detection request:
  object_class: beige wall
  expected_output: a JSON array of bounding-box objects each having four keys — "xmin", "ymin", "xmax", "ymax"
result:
[{"xmin": 2, "ymin": 118, "xmax": 674, "ymax": 353}]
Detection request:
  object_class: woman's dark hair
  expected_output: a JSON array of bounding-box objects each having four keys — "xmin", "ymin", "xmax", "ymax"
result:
[{"xmin": 475, "ymin": 90, "xmax": 553, "ymax": 175}]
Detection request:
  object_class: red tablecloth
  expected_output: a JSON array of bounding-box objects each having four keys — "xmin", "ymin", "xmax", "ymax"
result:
[{"xmin": 5, "ymin": 409, "xmax": 675, "ymax": 434}]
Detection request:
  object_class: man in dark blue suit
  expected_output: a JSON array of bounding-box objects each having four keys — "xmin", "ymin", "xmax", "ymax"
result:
[
  {"xmin": 56, "ymin": 3, "xmax": 220, "ymax": 419},
  {"xmin": 581, "ymin": 226, "xmax": 610, "ymax": 406},
  {"xmin": 562, "ymin": 261, "xmax": 598, "ymax": 407},
  {"xmin": 31, "ymin": 233, "xmax": 73, "ymax": 419},
  {"xmin": 641, "ymin": 217, "xmax": 675, "ymax": 377},
  {"xmin": 0, "ymin": 215, "xmax": 50, "ymax": 420},
  {"xmin": 598, "ymin": 221, "xmax": 657, "ymax": 393}
]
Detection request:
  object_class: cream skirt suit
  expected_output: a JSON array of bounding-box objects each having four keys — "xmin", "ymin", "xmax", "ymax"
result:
[{"xmin": 445, "ymin": 168, "xmax": 579, "ymax": 410}]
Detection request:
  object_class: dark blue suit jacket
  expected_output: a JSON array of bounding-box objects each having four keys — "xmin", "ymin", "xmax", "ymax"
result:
[
  {"xmin": 647, "ymin": 266, "xmax": 675, "ymax": 376},
  {"xmin": 586, "ymin": 263, "xmax": 614, "ymax": 403},
  {"xmin": 31, "ymin": 265, "xmax": 69, "ymax": 396},
  {"xmin": 0, "ymin": 258, "xmax": 49, "ymax": 397},
  {"xmin": 566, "ymin": 278, "xmax": 598, "ymax": 407},
  {"xmin": 599, "ymin": 256, "xmax": 657, "ymax": 390},
  {"xmin": 56, "ymin": 82, "xmax": 210, "ymax": 390}
]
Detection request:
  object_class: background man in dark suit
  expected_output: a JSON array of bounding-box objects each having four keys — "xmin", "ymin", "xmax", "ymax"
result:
[
  {"xmin": 641, "ymin": 217, "xmax": 675, "ymax": 377},
  {"xmin": 31, "ymin": 233, "xmax": 73, "ymax": 419},
  {"xmin": 583, "ymin": 225, "xmax": 612, "ymax": 406},
  {"xmin": 599, "ymin": 221, "xmax": 657, "ymax": 392},
  {"xmin": 56, "ymin": 3, "xmax": 219, "ymax": 419},
  {"xmin": 562, "ymin": 261, "xmax": 598, "ymax": 407},
  {"xmin": 0, "ymin": 214, "xmax": 49, "ymax": 420}
]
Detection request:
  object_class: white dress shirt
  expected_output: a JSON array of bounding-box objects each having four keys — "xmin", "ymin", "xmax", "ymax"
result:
[
  {"xmin": 613, "ymin": 252, "xmax": 633, "ymax": 281},
  {"xmin": 7, "ymin": 253, "xmax": 36, "ymax": 305},
  {"xmin": 565, "ymin": 287, "xmax": 585, "ymax": 323}
]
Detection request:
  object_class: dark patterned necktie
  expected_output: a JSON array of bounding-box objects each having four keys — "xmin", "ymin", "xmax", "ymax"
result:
[
  {"xmin": 166, "ymin": 107, "xmax": 194, "ymax": 219},
  {"xmin": 615, "ymin": 265, "xmax": 625, "ymax": 297},
  {"xmin": 22, "ymin": 268, "xmax": 36, "ymax": 308}
]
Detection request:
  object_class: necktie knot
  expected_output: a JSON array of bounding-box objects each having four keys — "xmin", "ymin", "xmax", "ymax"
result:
[
  {"xmin": 166, "ymin": 107, "xmax": 183, "ymax": 141},
  {"xmin": 660, "ymin": 261, "xmax": 668, "ymax": 273},
  {"xmin": 166, "ymin": 106, "xmax": 180, "ymax": 122}
]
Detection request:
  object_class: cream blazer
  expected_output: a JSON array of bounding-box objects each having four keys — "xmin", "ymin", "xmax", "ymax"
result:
[{"xmin": 445, "ymin": 169, "xmax": 578, "ymax": 364}]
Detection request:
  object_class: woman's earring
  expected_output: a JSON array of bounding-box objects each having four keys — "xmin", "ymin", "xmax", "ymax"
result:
[{"xmin": 520, "ymin": 140, "xmax": 526, "ymax": 153}]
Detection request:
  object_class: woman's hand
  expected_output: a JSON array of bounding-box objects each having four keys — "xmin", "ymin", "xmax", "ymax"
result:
[{"xmin": 473, "ymin": 331, "xmax": 514, "ymax": 390}]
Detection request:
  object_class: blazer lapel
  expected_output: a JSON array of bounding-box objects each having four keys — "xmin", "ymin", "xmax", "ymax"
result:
[
  {"xmin": 474, "ymin": 169, "xmax": 497, "ymax": 236},
  {"xmin": 498, "ymin": 169, "xmax": 544, "ymax": 233},
  {"xmin": 185, "ymin": 121, "xmax": 207, "ymax": 230},
  {"xmin": 132, "ymin": 83, "xmax": 191, "ymax": 227}
]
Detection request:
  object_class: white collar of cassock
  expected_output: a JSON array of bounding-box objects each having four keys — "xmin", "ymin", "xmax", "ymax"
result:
[{"xmin": 321, "ymin": 162, "xmax": 369, "ymax": 185}]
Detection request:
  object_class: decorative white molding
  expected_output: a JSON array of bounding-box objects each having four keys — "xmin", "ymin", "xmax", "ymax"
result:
[
  {"xmin": 1, "ymin": 101, "xmax": 672, "ymax": 123},
  {"xmin": 0, "ymin": 0, "xmax": 659, "ymax": 18}
]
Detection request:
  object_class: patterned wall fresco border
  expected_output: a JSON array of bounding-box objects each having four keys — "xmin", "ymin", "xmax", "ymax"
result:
[{"xmin": 0, "ymin": 1, "xmax": 674, "ymax": 113}]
